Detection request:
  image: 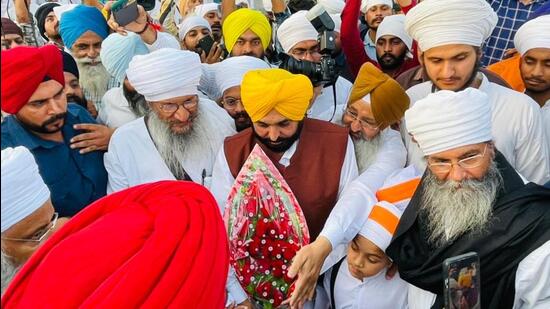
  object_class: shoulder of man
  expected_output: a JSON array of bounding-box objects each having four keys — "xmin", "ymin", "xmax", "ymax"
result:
[
  {"xmin": 67, "ymin": 103, "xmax": 97, "ymax": 124},
  {"xmin": 303, "ymin": 117, "xmax": 352, "ymax": 136},
  {"xmin": 1, "ymin": 117, "xmax": 18, "ymax": 149}
]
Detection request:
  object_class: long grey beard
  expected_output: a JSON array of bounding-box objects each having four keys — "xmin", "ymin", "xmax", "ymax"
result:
[
  {"xmin": 353, "ymin": 135, "xmax": 381, "ymax": 174},
  {"xmin": 420, "ymin": 161, "xmax": 503, "ymax": 247},
  {"xmin": 1, "ymin": 251, "xmax": 19, "ymax": 296},
  {"xmin": 146, "ymin": 108, "xmax": 216, "ymax": 181},
  {"xmin": 76, "ymin": 57, "xmax": 111, "ymax": 100}
]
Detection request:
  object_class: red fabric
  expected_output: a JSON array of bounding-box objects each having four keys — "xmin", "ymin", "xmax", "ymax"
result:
[
  {"xmin": 1, "ymin": 45, "xmax": 64, "ymax": 114},
  {"xmin": 2, "ymin": 181, "xmax": 229, "ymax": 309},
  {"xmin": 340, "ymin": 0, "xmax": 419, "ymax": 79}
]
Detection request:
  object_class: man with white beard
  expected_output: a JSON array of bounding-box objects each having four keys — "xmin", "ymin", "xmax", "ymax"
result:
[
  {"xmin": 1, "ymin": 147, "xmax": 68, "ymax": 294},
  {"xmin": 104, "ymin": 48, "xmax": 235, "ymax": 193},
  {"xmin": 385, "ymin": 88, "xmax": 550, "ymax": 309}
]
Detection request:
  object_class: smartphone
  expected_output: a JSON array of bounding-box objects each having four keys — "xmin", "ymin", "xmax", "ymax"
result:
[
  {"xmin": 113, "ymin": 0, "xmax": 139, "ymax": 27},
  {"xmin": 442, "ymin": 252, "xmax": 480, "ymax": 309},
  {"xmin": 197, "ymin": 35, "xmax": 215, "ymax": 56}
]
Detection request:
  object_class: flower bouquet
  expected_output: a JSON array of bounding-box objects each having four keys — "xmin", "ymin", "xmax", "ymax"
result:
[{"xmin": 224, "ymin": 145, "xmax": 310, "ymax": 308}]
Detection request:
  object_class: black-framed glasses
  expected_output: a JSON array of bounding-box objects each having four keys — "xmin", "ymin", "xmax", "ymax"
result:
[
  {"xmin": 427, "ymin": 145, "xmax": 488, "ymax": 174},
  {"xmin": 156, "ymin": 96, "xmax": 198, "ymax": 115},
  {"xmin": 344, "ymin": 108, "xmax": 381, "ymax": 130},
  {"xmin": 1, "ymin": 212, "xmax": 59, "ymax": 244}
]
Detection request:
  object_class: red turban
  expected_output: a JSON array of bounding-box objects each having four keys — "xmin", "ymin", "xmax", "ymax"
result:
[
  {"xmin": 1, "ymin": 181, "xmax": 229, "ymax": 308},
  {"xmin": 1, "ymin": 45, "xmax": 64, "ymax": 114}
]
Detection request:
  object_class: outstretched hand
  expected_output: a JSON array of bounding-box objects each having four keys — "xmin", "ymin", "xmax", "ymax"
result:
[{"xmin": 70, "ymin": 123, "xmax": 115, "ymax": 154}]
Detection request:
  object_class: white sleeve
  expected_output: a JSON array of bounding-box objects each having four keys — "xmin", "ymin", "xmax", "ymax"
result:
[
  {"xmin": 514, "ymin": 241, "xmax": 550, "ymax": 309},
  {"xmin": 145, "ymin": 31, "xmax": 181, "ymax": 51},
  {"xmin": 210, "ymin": 146, "xmax": 236, "ymax": 214},
  {"xmin": 226, "ymin": 267, "xmax": 249, "ymax": 305},
  {"xmin": 103, "ymin": 136, "xmax": 129, "ymax": 194},
  {"xmin": 337, "ymin": 137, "xmax": 359, "ymax": 196}
]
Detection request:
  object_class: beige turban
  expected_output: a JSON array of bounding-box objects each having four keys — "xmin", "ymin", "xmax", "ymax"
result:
[
  {"xmin": 514, "ymin": 15, "xmax": 550, "ymax": 56},
  {"xmin": 361, "ymin": 0, "xmax": 393, "ymax": 13},
  {"xmin": 276, "ymin": 11, "xmax": 318, "ymax": 53},
  {"xmin": 405, "ymin": 88, "xmax": 492, "ymax": 155},
  {"xmin": 318, "ymin": 0, "xmax": 345, "ymax": 14},
  {"xmin": 376, "ymin": 14, "xmax": 412, "ymax": 52},
  {"xmin": 214, "ymin": 56, "xmax": 271, "ymax": 96},
  {"xmin": 404, "ymin": 0, "xmax": 497, "ymax": 52}
]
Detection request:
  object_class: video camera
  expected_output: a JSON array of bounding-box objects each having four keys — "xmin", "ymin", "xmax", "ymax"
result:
[{"xmin": 279, "ymin": 4, "xmax": 338, "ymax": 87}]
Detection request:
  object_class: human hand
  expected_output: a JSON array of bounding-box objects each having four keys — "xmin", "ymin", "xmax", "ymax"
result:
[
  {"xmin": 104, "ymin": 1, "xmax": 149, "ymax": 36},
  {"xmin": 200, "ymin": 41, "xmax": 224, "ymax": 64},
  {"xmin": 70, "ymin": 123, "xmax": 115, "ymax": 154},
  {"xmin": 226, "ymin": 299, "xmax": 254, "ymax": 309}
]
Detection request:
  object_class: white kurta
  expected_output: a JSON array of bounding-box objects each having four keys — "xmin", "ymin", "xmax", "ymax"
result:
[
  {"xmin": 97, "ymin": 87, "xmax": 138, "ymax": 128},
  {"xmin": 403, "ymin": 74, "xmax": 550, "ymax": 185},
  {"xmin": 308, "ymin": 76, "xmax": 353, "ymax": 122},
  {"xmin": 104, "ymin": 99, "xmax": 235, "ymax": 193},
  {"xmin": 542, "ymin": 100, "xmax": 550, "ymax": 163},
  {"xmin": 408, "ymin": 241, "xmax": 550, "ymax": 309}
]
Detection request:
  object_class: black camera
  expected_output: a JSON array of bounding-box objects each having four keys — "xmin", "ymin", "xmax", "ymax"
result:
[{"xmin": 279, "ymin": 4, "xmax": 338, "ymax": 87}]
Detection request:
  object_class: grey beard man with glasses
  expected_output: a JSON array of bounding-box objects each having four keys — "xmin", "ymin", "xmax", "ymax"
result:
[{"xmin": 103, "ymin": 49, "xmax": 235, "ymax": 193}]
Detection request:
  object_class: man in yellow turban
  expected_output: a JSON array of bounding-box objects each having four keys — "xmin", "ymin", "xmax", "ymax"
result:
[
  {"xmin": 211, "ymin": 68, "xmax": 359, "ymax": 306},
  {"xmin": 222, "ymin": 8, "xmax": 271, "ymax": 59}
]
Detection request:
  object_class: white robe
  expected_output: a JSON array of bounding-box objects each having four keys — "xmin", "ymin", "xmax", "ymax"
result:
[
  {"xmin": 97, "ymin": 87, "xmax": 138, "ymax": 128},
  {"xmin": 308, "ymin": 76, "xmax": 353, "ymax": 122},
  {"xmin": 104, "ymin": 99, "xmax": 235, "ymax": 193},
  {"xmin": 542, "ymin": 100, "xmax": 550, "ymax": 162},
  {"xmin": 403, "ymin": 74, "xmax": 550, "ymax": 185}
]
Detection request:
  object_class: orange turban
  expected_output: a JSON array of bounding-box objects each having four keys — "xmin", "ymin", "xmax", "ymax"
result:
[
  {"xmin": 2, "ymin": 181, "xmax": 229, "ymax": 308},
  {"xmin": 241, "ymin": 68, "xmax": 313, "ymax": 122},
  {"xmin": 348, "ymin": 63, "xmax": 409, "ymax": 129}
]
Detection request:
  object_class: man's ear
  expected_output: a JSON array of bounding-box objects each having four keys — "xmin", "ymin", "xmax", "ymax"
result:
[{"xmin": 417, "ymin": 49, "xmax": 424, "ymax": 66}]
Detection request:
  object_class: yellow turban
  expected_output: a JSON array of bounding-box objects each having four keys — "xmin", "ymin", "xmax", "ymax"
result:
[
  {"xmin": 241, "ymin": 68, "xmax": 313, "ymax": 122},
  {"xmin": 222, "ymin": 8, "xmax": 272, "ymax": 53},
  {"xmin": 348, "ymin": 63, "xmax": 410, "ymax": 130}
]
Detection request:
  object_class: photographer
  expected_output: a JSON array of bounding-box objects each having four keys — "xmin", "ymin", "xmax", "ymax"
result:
[{"xmin": 177, "ymin": 16, "xmax": 223, "ymax": 64}]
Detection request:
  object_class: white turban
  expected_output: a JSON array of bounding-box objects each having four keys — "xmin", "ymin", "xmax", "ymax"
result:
[
  {"xmin": 100, "ymin": 33, "xmax": 149, "ymax": 83},
  {"xmin": 1, "ymin": 147, "xmax": 50, "ymax": 233},
  {"xmin": 330, "ymin": 14, "xmax": 342, "ymax": 33},
  {"xmin": 214, "ymin": 56, "xmax": 271, "ymax": 96},
  {"xmin": 514, "ymin": 15, "xmax": 550, "ymax": 56},
  {"xmin": 277, "ymin": 11, "xmax": 318, "ymax": 53},
  {"xmin": 178, "ymin": 16, "xmax": 211, "ymax": 41},
  {"xmin": 53, "ymin": 4, "xmax": 78, "ymax": 20},
  {"xmin": 193, "ymin": 3, "xmax": 219, "ymax": 18},
  {"xmin": 318, "ymin": 0, "xmax": 345, "ymax": 14},
  {"xmin": 262, "ymin": 0, "xmax": 272, "ymax": 12},
  {"xmin": 359, "ymin": 201, "xmax": 402, "ymax": 251},
  {"xmin": 376, "ymin": 14, "xmax": 412, "ymax": 51},
  {"xmin": 127, "ymin": 49, "xmax": 202, "ymax": 101},
  {"xmin": 405, "ymin": 0, "xmax": 497, "ymax": 52},
  {"xmin": 405, "ymin": 88, "xmax": 493, "ymax": 156},
  {"xmin": 361, "ymin": 0, "xmax": 393, "ymax": 13}
]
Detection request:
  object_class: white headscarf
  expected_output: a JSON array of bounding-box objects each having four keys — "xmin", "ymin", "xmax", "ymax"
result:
[
  {"xmin": 127, "ymin": 49, "xmax": 202, "ymax": 101},
  {"xmin": 276, "ymin": 11, "xmax": 318, "ymax": 53},
  {"xmin": 360, "ymin": 0, "xmax": 393, "ymax": 14},
  {"xmin": 1, "ymin": 147, "xmax": 50, "ymax": 233},
  {"xmin": 53, "ymin": 3, "xmax": 78, "ymax": 20},
  {"xmin": 193, "ymin": 3, "xmax": 219, "ymax": 18},
  {"xmin": 376, "ymin": 14, "xmax": 412, "ymax": 51},
  {"xmin": 178, "ymin": 16, "xmax": 211, "ymax": 41},
  {"xmin": 214, "ymin": 56, "xmax": 271, "ymax": 96},
  {"xmin": 405, "ymin": 88, "xmax": 493, "ymax": 156},
  {"xmin": 330, "ymin": 14, "xmax": 342, "ymax": 33},
  {"xmin": 514, "ymin": 15, "xmax": 550, "ymax": 56},
  {"xmin": 405, "ymin": 0, "xmax": 497, "ymax": 52},
  {"xmin": 318, "ymin": 0, "xmax": 345, "ymax": 14}
]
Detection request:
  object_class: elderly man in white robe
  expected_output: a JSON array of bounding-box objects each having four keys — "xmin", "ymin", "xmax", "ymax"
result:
[
  {"xmin": 1, "ymin": 147, "xmax": 67, "ymax": 294},
  {"xmin": 103, "ymin": 48, "xmax": 235, "ymax": 193},
  {"xmin": 400, "ymin": 0, "xmax": 550, "ymax": 185},
  {"xmin": 276, "ymin": 10, "xmax": 353, "ymax": 122}
]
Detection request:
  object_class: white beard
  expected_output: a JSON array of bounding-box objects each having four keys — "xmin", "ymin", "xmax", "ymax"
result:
[
  {"xmin": 75, "ymin": 57, "xmax": 111, "ymax": 100},
  {"xmin": 420, "ymin": 161, "xmax": 503, "ymax": 247},
  {"xmin": 146, "ymin": 107, "xmax": 219, "ymax": 181},
  {"xmin": 1, "ymin": 251, "xmax": 19, "ymax": 296},
  {"xmin": 353, "ymin": 135, "xmax": 381, "ymax": 174}
]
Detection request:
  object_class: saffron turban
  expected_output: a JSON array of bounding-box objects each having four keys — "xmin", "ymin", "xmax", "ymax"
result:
[
  {"xmin": 1, "ymin": 45, "xmax": 64, "ymax": 114},
  {"xmin": 59, "ymin": 5, "xmax": 109, "ymax": 49},
  {"xmin": 241, "ymin": 68, "xmax": 312, "ymax": 122},
  {"xmin": 514, "ymin": 15, "xmax": 550, "ymax": 56},
  {"xmin": 405, "ymin": 88, "xmax": 492, "ymax": 156},
  {"xmin": 348, "ymin": 63, "xmax": 409, "ymax": 130},
  {"xmin": 2, "ymin": 181, "xmax": 229, "ymax": 308},
  {"xmin": 1, "ymin": 147, "xmax": 50, "ymax": 233},
  {"xmin": 100, "ymin": 33, "xmax": 149, "ymax": 84},
  {"xmin": 222, "ymin": 8, "xmax": 271, "ymax": 53},
  {"xmin": 361, "ymin": 0, "xmax": 393, "ymax": 13},
  {"xmin": 178, "ymin": 16, "xmax": 211, "ymax": 41},
  {"xmin": 1, "ymin": 17, "xmax": 22, "ymax": 37},
  {"xmin": 127, "ymin": 48, "xmax": 202, "ymax": 101},
  {"xmin": 214, "ymin": 55, "xmax": 271, "ymax": 96},
  {"xmin": 277, "ymin": 11, "xmax": 318, "ymax": 53},
  {"xmin": 376, "ymin": 14, "xmax": 412, "ymax": 52},
  {"xmin": 34, "ymin": 2, "xmax": 60, "ymax": 40},
  {"xmin": 405, "ymin": 0, "xmax": 497, "ymax": 52},
  {"xmin": 193, "ymin": 3, "xmax": 219, "ymax": 18},
  {"xmin": 318, "ymin": 0, "xmax": 345, "ymax": 14}
]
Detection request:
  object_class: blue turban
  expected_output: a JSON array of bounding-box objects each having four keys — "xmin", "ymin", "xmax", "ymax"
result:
[
  {"xmin": 100, "ymin": 32, "xmax": 149, "ymax": 83},
  {"xmin": 60, "ymin": 5, "xmax": 109, "ymax": 49}
]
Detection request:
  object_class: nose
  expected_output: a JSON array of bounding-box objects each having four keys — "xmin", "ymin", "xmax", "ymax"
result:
[
  {"xmin": 87, "ymin": 47, "xmax": 100, "ymax": 60},
  {"xmin": 441, "ymin": 61, "xmax": 455, "ymax": 79},
  {"xmin": 531, "ymin": 62, "xmax": 544, "ymax": 77},
  {"xmin": 234, "ymin": 101, "xmax": 244, "ymax": 113},
  {"xmin": 383, "ymin": 41, "xmax": 392, "ymax": 53},
  {"xmin": 242, "ymin": 42, "xmax": 252, "ymax": 54},
  {"xmin": 351, "ymin": 254, "xmax": 363, "ymax": 268},
  {"xmin": 448, "ymin": 164, "xmax": 467, "ymax": 182},
  {"xmin": 47, "ymin": 98, "xmax": 65, "ymax": 115},
  {"xmin": 268, "ymin": 127, "xmax": 280, "ymax": 141},
  {"xmin": 303, "ymin": 52, "xmax": 315, "ymax": 62},
  {"xmin": 350, "ymin": 119, "xmax": 362, "ymax": 132},
  {"xmin": 172, "ymin": 106, "xmax": 191, "ymax": 122}
]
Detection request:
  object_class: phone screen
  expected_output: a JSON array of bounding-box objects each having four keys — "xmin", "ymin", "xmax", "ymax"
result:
[
  {"xmin": 443, "ymin": 252, "xmax": 480, "ymax": 309},
  {"xmin": 198, "ymin": 35, "xmax": 215, "ymax": 56}
]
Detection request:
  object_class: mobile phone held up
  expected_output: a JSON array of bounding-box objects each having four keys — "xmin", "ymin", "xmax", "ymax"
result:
[
  {"xmin": 197, "ymin": 35, "xmax": 215, "ymax": 56},
  {"xmin": 112, "ymin": 0, "xmax": 139, "ymax": 27},
  {"xmin": 442, "ymin": 252, "xmax": 481, "ymax": 309}
]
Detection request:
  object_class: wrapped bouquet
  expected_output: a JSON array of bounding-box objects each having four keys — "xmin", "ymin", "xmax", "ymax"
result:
[{"xmin": 224, "ymin": 145, "xmax": 310, "ymax": 308}]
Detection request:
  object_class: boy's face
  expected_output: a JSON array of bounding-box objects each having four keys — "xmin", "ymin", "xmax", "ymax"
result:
[{"xmin": 347, "ymin": 235, "xmax": 390, "ymax": 280}]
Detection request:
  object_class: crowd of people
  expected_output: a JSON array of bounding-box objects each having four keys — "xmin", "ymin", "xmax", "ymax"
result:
[{"xmin": 1, "ymin": 0, "xmax": 549, "ymax": 308}]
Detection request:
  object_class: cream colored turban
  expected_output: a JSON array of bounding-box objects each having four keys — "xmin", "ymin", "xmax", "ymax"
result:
[
  {"xmin": 318, "ymin": 0, "xmax": 345, "ymax": 14},
  {"xmin": 178, "ymin": 16, "xmax": 211, "ymax": 41},
  {"xmin": 405, "ymin": 88, "xmax": 493, "ymax": 156},
  {"xmin": 404, "ymin": 0, "xmax": 497, "ymax": 52},
  {"xmin": 127, "ymin": 49, "xmax": 202, "ymax": 101},
  {"xmin": 276, "ymin": 11, "xmax": 318, "ymax": 53},
  {"xmin": 214, "ymin": 56, "xmax": 271, "ymax": 96},
  {"xmin": 376, "ymin": 14, "xmax": 412, "ymax": 51},
  {"xmin": 361, "ymin": 0, "xmax": 393, "ymax": 13},
  {"xmin": 514, "ymin": 15, "xmax": 550, "ymax": 56},
  {"xmin": 330, "ymin": 14, "xmax": 342, "ymax": 33},
  {"xmin": 193, "ymin": 3, "xmax": 219, "ymax": 18}
]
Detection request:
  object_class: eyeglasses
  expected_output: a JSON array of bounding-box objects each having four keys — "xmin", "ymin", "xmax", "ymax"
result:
[
  {"xmin": 156, "ymin": 96, "xmax": 198, "ymax": 115},
  {"xmin": 427, "ymin": 145, "xmax": 488, "ymax": 174},
  {"xmin": 222, "ymin": 97, "xmax": 242, "ymax": 110},
  {"xmin": 1, "ymin": 212, "xmax": 59, "ymax": 244},
  {"xmin": 344, "ymin": 108, "xmax": 381, "ymax": 130},
  {"xmin": 290, "ymin": 46, "xmax": 321, "ymax": 59}
]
